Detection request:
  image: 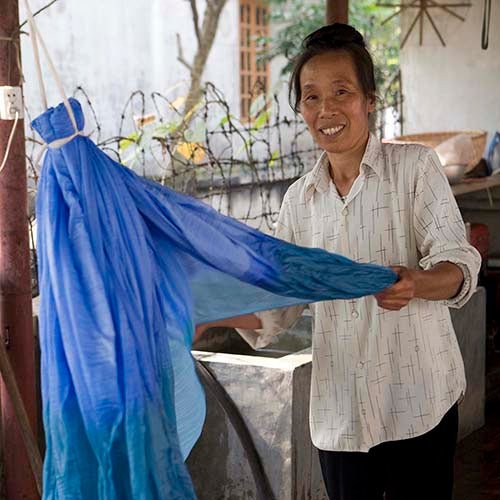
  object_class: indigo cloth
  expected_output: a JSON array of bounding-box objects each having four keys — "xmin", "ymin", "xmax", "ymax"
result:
[{"xmin": 34, "ymin": 99, "xmax": 396, "ymax": 499}]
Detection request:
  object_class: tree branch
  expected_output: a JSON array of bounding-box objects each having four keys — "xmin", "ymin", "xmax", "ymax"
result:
[
  {"xmin": 176, "ymin": 33, "xmax": 192, "ymax": 71},
  {"xmin": 188, "ymin": 0, "xmax": 202, "ymax": 46},
  {"xmin": 18, "ymin": 0, "xmax": 60, "ymax": 31}
]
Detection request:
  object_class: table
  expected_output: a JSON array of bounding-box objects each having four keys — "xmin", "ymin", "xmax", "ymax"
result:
[{"xmin": 451, "ymin": 175, "xmax": 500, "ymax": 197}]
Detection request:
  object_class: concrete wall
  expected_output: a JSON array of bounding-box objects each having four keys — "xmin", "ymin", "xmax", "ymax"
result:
[
  {"xmin": 453, "ymin": 287, "xmax": 486, "ymax": 440},
  {"xmin": 188, "ymin": 349, "xmax": 327, "ymax": 500},
  {"xmin": 399, "ymin": 0, "xmax": 500, "ymax": 146}
]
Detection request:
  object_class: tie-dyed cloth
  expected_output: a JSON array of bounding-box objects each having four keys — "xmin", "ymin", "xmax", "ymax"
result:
[{"xmin": 34, "ymin": 99, "xmax": 396, "ymax": 499}]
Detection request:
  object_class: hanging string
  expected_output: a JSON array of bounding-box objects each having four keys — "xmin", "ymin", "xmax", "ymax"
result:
[
  {"xmin": 0, "ymin": 111, "xmax": 20, "ymax": 174},
  {"xmin": 21, "ymin": 6, "xmax": 48, "ymax": 110},
  {"xmin": 0, "ymin": 34, "xmax": 22, "ymax": 176},
  {"xmin": 1, "ymin": 5, "xmax": 86, "ymax": 176},
  {"xmin": 32, "ymin": 129, "xmax": 86, "ymax": 173},
  {"xmin": 20, "ymin": 0, "xmax": 79, "ymax": 133},
  {"xmin": 0, "ymin": 36, "xmax": 23, "ymax": 86}
]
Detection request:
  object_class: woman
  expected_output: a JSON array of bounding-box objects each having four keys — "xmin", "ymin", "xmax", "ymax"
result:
[{"xmin": 196, "ymin": 24, "xmax": 481, "ymax": 500}]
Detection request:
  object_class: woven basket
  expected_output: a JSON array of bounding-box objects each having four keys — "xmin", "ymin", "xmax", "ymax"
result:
[{"xmin": 386, "ymin": 130, "xmax": 487, "ymax": 172}]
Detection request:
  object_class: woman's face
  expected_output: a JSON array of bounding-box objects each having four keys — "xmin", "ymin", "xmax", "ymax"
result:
[{"xmin": 299, "ymin": 50, "xmax": 375, "ymax": 156}]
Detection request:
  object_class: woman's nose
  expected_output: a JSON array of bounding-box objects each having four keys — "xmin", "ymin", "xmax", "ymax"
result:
[{"xmin": 320, "ymin": 96, "xmax": 337, "ymax": 117}]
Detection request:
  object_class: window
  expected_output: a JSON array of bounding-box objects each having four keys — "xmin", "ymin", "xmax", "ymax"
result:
[{"xmin": 239, "ymin": 0, "xmax": 270, "ymax": 120}]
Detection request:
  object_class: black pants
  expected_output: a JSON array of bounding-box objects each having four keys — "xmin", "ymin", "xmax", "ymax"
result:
[{"xmin": 318, "ymin": 404, "xmax": 458, "ymax": 500}]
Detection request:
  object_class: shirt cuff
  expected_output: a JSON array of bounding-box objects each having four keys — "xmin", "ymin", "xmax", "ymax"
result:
[
  {"xmin": 442, "ymin": 261, "xmax": 473, "ymax": 308},
  {"xmin": 419, "ymin": 244, "xmax": 481, "ymax": 309}
]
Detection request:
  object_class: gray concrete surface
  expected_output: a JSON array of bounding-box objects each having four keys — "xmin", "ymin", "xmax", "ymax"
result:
[{"xmin": 189, "ymin": 288, "xmax": 486, "ymax": 499}]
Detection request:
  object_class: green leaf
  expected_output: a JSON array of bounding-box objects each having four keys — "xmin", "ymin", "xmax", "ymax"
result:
[
  {"xmin": 249, "ymin": 94, "xmax": 266, "ymax": 118},
  {"xmin": 235, "ymin": 138, "xmax": 253, "ymax": 156},
  {"xmin": 119, "ymin": 131, "xmax": 140, "ymax": 153},
  {"xmin": 252, "ymin": 109, "xmax": 270, "ymax": 130},
  {"xmin": 219, "ymin": 114, "xmax": 231, "ymax": 127},
  {"xmin": 269, "ymin": 149, "xmax": 279, "ymax": 168},
  {"xmin": 152, "ymin": 120, "xmax": 183, "ymax": 139}
]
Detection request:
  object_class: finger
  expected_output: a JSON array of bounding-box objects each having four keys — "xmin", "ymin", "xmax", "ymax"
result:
[
  {"xmin": 389, "ymin": 265, "xmax": 405, "ymax": 273},
  {"xmin": 385, "ymin": 276, "xmax": 413, "ymax": 290},
  {"xmin": 377, "ymin": 301, "xmax": 400, "ymax": 310},
  {"xmin": 378, "ymin": 297, "xmax": 413, "ymax": 308},
  {"xmin": 376, "ymin": 287, "xmax": 412, "ymax": 301},
  {"xmin": 378, "ymin": 303, "xmax": 407, "ymax": 311},
  {"xmin": 389, "ymin": 266, "xmax": 407, "ymax": 280},
  {"xmin": 377, "ymin": 298, "xmax": 411, "ymax": 309}
]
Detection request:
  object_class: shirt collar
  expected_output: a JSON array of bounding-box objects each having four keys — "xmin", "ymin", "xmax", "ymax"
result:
[
  {"xmin": 361, "ymin": 132, "xmax": 384, "ymax": 178},
  {"xmin": 304, "ymin": 132, "xmax": 384, "ymax": 203}
]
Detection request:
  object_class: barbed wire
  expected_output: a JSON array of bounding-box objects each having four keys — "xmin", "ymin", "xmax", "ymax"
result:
[{"xmin": 26, "ymin": 79, "xmax": 402, "ymax": 295}]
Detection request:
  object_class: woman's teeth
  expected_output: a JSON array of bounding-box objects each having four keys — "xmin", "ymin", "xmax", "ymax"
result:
[{"xmin": 321, "ymin": 125, "xmax": 345, "ymax": 136}]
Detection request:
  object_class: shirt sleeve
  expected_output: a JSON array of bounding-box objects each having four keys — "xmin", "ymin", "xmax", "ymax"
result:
[
  {"xmin": 413, "ymin": 148, "xmax": 482, "ymax": 308},
  {"xmin": 236, "ymin": 192, "xmax": 307, "ymax": 348}
]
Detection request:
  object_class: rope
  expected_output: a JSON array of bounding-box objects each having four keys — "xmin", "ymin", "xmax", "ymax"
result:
[
  {"xmin": 481, "ymin": 0, "xmax": 492, "ymax": 50},
  {"xmin": 22, "ymin": 1, "xmax": 48, "ymax": 110},
  {"xmin": 0, "ymin": 111, "xmax": 20, "ymax": 174},
  {"xmin": 33, "ymin": 130, "xmax": 86, "ymax": 171},
  {"xmin": 20, "ymin": 0, "xmax": 78, "ymax": 132}
]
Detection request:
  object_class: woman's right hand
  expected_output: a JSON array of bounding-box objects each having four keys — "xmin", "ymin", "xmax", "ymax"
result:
[
  {"xmin": 193, "ymin": 314, "xmax": 262, "ymax": 343},
  {"xmin": 194, "ymin": 324, "xmax": 208, "ymax": 343}
]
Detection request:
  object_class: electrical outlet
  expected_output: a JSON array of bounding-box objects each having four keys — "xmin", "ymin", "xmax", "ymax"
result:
[{"xmin": 0, "ymin": 86, "xmax": 24, "ymax": 120}]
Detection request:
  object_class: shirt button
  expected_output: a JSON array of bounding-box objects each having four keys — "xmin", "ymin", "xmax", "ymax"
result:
[
  {"xmin": 351, "ymin": 310, "xmax": 359, "ymax": 319},
  {"xmin": 357, "ymin": 361, "xmax": 364, "ymax": 369},
  {"xmin": 342, "ymin": 207, "xmax": 348, "ymax": 216}
]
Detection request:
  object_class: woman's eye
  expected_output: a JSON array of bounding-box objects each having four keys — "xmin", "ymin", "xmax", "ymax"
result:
[
  {"xmin": 336, "ymin": 89, "xmax": 348, "ymax": 96},
  {"xmin": 304, "ymin": 95, "xmax": 317, "ymax": 101}
]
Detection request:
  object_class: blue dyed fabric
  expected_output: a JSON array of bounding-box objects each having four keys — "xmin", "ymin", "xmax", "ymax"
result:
[{"xmin": 34, "ymin": 99, "xmax": 396, "ymax": 499}]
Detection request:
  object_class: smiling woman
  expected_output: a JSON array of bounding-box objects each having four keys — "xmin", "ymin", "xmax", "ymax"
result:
[
  {"xmin": 288, "ymin": 24, "xmax": 376, "ymax": 196},
  {"xmin": 228, "ymin": 23, "xmax": 481, "ymax": 500},
  {"xmin": 298, "ymin": 51, "xmax": 375, "ymax": 190}
]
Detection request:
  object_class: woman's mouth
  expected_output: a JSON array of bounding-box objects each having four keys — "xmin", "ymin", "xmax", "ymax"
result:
[{"xmin": 319, "ymin": 125, "xmax": 345, "ymax": 137}]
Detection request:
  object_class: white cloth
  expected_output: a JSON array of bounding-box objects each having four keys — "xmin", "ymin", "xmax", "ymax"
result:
[
  {"xmin": 238, "ymin": 133, "xmax": 481, "ymax": 452},
  {"xmin": 434, "ymin": 133, "xmax": 474, "ymax": 168}
]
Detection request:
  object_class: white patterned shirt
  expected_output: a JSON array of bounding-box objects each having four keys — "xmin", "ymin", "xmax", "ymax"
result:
[{"xmin": 238, "ymin": 133, "xmax": 481, "ymax": 452}]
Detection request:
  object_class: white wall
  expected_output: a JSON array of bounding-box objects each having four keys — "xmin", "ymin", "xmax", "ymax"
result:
[
  {"xmin": 20, "ymin": 0, "xmax": 241, "ymax": 138},
  {"xmin": 399, "ymin": 0, "xmax": 500, "ymax": 147},
  {"xmin": 19, "ymin": 0, "xmax": 306, "ymax": 177}
]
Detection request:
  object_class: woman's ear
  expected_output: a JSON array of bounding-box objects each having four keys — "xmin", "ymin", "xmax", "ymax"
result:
[{"xmin": 367, "ymin": 93, "xmax": 376, "ymax": 113}]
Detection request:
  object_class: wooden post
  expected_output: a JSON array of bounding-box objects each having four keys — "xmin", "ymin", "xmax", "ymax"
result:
[
  {"xmin": 326, "ymin": 0, "xmax": 349, "ymax": 24},
  {"xmin": 0, "ymin": 0, "xmax": 39, "ymax": 498}
]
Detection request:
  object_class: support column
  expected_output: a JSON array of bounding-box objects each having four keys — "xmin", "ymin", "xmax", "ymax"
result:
[
  {"xmin": 326, "ymin": 0, "xmax": 349, "ymax": 24},
  {"xmin": 0, "ymin": 1, "xmax": 39, "ymax": 498}
]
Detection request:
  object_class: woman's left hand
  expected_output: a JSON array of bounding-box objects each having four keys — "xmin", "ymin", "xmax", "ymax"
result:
[{"xmin": 374, "ymin": 266, "xmax": 416, "ymax": 310}]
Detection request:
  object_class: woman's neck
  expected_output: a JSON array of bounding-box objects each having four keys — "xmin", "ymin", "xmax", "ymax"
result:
[{"xmin": 326, "ymin": 133, "xmax": 370, "ymax": 194}]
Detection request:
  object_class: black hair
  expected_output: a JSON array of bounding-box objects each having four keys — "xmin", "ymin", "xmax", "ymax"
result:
[{"xmin": 289, "ymin": 23, "xmax": 376, "ymax": 113}]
